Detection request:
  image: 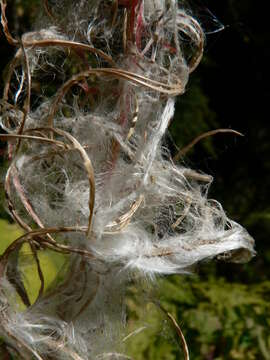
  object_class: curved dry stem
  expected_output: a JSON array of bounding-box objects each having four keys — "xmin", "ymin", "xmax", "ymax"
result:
[
  {"xmin": 51, "ymin": 128, "xmax": 95, "ymax": 236},
  {"xmin": 47, "ymin": 67, "xmax": 184, "ymax": 128},
  {"xmin": 72, "ymin": 270, "xmax": 100, "ymax": 320},
  {"xmin": 4, "ymin": 165, "xmax": 32, "ymax": 232},
  {"xmin": 182, "ymin": 169, "xmax": 213, "ymax": 183},
  {"xmin": 45, "ymin": 339, "xmax": 85, "ymax": 360},
  {"xmin": 3, "ymin": 48, "xmax": 22, "ymax": 100},
  {"xmin": 29, "ymin": 241, "xmax": 45, "ymax": 302},
  {"xmin": 111, "ymin": 0, "xmax": 119, "ymax": 28},
  {"xmin": 10, "ymin": 165, "xmax": 57, "ymax": 245},
  {"xmin": 23, "ymin": 127, "xmax": 96, "ymax": 235},
  {"xmin": 122, "ymin": 326, "xmax": 147, "ymax": 343},
  {"xmin": 22, "ymin": 39, "xmax": 116, "ymax": 67},
  {"xmin": 103, "ymin": 68, "xmax": 184, "ymax": 94},
  {"xmin": 0, "ymin": 314, "xmax": 44, "ymax": 360},
  {"xmin": 171, "ymin": 199, "xmax": 191, "ymax": 229},
  {"xmin": 2, "ymin": 127, "xmax": 95, "ymax": 235},
  {"xmin": 178, "ymin": 11, "xmax": 205, "ymax": 73},
  {"xmin": 105, "ymin": 194, "xmax": 144, "ymax": 233},
  {"xmin": 1, "ymin": 0, "xmax": 115, "ymax": 67},
  {"xmin": 0, "ymin": 133, "xmax": 67, "ymax": 148},
  {"xmin": 28, "ymin": 145, "xmax": 89, "ymax": 163},
  {"xmin": 2, "ymin": 43, "xmax": 113, "ymax": 107},
  {"xmin": 6, "ymin": 168, "xmax": 46, "ymax": 307},
  {"xmin": 0, "ymin": 0, "xmax": 17, "ymax": 46},
  {"xmin": 123, "ymin": 9, "xmax": 128, "ymax": 53},
  {"xmin": 6, "ymin": 242, "xmax": 32, "ymax": 308},
  {"xmin": 155, "ymin": 302, "xmax": 189, "ymax": 360},
  {"xmin": 173, "ymin": 128, "xmax": 243, "ymax": 161},
  {"xmin": 15, "ymin": 40, "xmax": 31, "ymax": 154},
  {"xmin": 43, "ymin": 0, "xmax": 55, "ymax": 23},
  {"xmin": 0, "ymin": 226, "xmax": 90, "ymax": 265}
]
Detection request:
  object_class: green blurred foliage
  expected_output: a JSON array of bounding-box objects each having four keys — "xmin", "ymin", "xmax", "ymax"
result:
[
  {"xmin": 126, "ymin": 275, "xmax": 270, "ymax": 359},
  {"xmin": 162, "ymin": 276, "xmax": 270, "ymax": 359},
  {"xmin": 0, "ymin": 219, "xmax": 23, "ymax": 253},
  {"xmin": 0, "ymin": 219, "xmax": 66, "ymax": 308}
]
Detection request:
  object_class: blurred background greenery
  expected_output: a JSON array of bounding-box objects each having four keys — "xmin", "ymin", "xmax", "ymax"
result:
[{"xmin": 0, "ymin": 0, "xmax": 269, "ymax": 359}]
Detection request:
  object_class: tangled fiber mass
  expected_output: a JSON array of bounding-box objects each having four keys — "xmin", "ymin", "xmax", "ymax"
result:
[{"xmin": 0, "ymin": 0, "xmax": 255, "ymax": 359}]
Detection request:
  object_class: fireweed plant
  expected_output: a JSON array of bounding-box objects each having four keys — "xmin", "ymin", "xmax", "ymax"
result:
[{"xmin": 0, "ymin": 0, "xmax": 255, "ymax": 359}]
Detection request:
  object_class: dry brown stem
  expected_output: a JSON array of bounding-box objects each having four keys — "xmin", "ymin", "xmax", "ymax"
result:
[
  {"xmin": 0, "ymin": 133, "xmax": 67, "ymax": 148},
  {"xmin": 0, "ymin": 0, "xmax": 17, "ymax": 46},
  {"xmin": 171, "ymin": 199, "xmax": 191, "ymax": 229},
  {"xmin": 15, "ymin": 40, "xmax": 31, "ymax": 153},
  {"xmin": 4, "ymin": 166, "xmax": 32, "ymax": 232},
  {"xmin": 45, "ymin": 339, "xmax": 85, "ymax": 360},
  {"xmin": 43, "ymin": 0, "xmax": 56, "ymax": 23},
  {"xmin": 47, "ymin": 67, "xmax": 184, "ymax": 128},
  {"xmin": 22, "ymin": 127, "xmax": 96, "ymax": 235},
  {"xmin": 178, "ymin": 12, "xmax": 204, "ymax": 74},
  {"xmin": 11, "ymin": 165, "xmax": 57, "ymax": 244},
  {"xmin": 0, "ymin": 226, "xmax": 91, "ymax": 265},
  {"xmin": 182, "ymin": 169, "xmax": 213, "ymax": 183},
  {"xmin": 174, "ymin": 128, "xmax": 243, "ymax": 161},
  {"xmin": 156, "ymin": 302, "xmax": 189, "ymax": 360},
  {"xmin": 0, "ymin": 313, "xmax": 44, "ymax": 360},
  {"xmin": 105, "ymin": 195, "xmax": 144, "ymax": 233},
  {"xmin": 3, "ymin": 49, "xmax": 22, "ymax": 100},
  {"xmin": 29, "ymin": 241, "xmax": 45, "ymax": 302},
  {"xmin": 22, "ymin": 39, "xmax": 116, "ymax": 66}
]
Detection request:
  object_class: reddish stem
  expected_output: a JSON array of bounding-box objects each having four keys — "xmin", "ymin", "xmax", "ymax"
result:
[
  {"xmin": 108, "ymin": 92, "xmax": 131, "ymax": 175},
  {"xmin": 135, "ymin": 0, "xmax": 144, "ymax": 50},
  {"xmin": 129, "ymin": 0, "xmax": 140, "ymax": 41}
]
